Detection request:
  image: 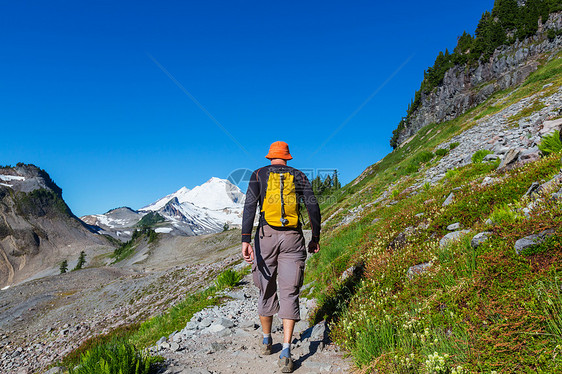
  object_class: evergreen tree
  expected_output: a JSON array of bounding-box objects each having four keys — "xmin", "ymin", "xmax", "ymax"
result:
[
  {"xmin": 312, "ymin": 175, "xmax": 323, "ymax": 195},
  {"xmin": 59, "ymin": 260, "xmax": 68, "ymax": 274},
  {"xmin": 492, "ymin": 0, "xmax": 520, "ymax": 29},
  {"xmin": 322, "ymin": 175, "xmax": 332, "ymax": 192},
  {"xmin": 73, "ymin": 251, "xmax": 86, "ymax": 271},
  {"xmin": 333, "ymin": 171, "xmax": 341, "ymax": 190}
]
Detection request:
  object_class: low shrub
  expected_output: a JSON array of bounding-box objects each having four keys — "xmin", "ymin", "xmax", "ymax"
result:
[
  {"xmin": 487, "ymin": 203, "xmax": 523, "ymax": 225},
  {"xmin": 445, "ymin": 169, "xmax": 459, "ymax": 180},
  {"xmin": 214, "ymin": 269, "xmax": 243, "ymax": 289},
  {"xmin": 538, "ymin": 130, "xmax": 562, "ymax": 155},
  {"xmin": 471, "ymin": 149, "xmax": 492, "ymax": 164},
  {"xmin": 449, "ymin": 142, "xmax": 460, "ymax": 150},
  {"xmin": 435, "ymin": 148, "xmax": 448, "ymax": 157},
  {"xmin": 68, "ymin": 340, "xmax": 161, "ymax": 374}
]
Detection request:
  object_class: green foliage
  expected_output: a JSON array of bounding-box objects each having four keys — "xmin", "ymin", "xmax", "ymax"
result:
[
  {"xmin": 435, "ymin": 148, "xmax": 448, "ymax": 157},
  {"xmin": 72, "ymin": 251, "xmax": 86, "ymax": 271},
  {"xmin": 62, "ymin": 286, "xmax": 221, "ymax": 370},
  {"xmin": 137, "ymin": 212, "xmax": 164, "ymax": 228},
  {"xmin": 113, "ymin": 229, "xmax": 158, "ymax": 262},
  {"xmin": 423, "ymin": 182, "xmax": 432, "ymax": 191},
  {"xmin": 214, "ymin": 269, "xmax": 243, "ymax": 289},
  {"xmin": 308, "ymin": 127, "xmax": 562, "ymax": 372},
  {"xmin": 445, "ymin": 169, "xmax": 460, "ymax": 180},
  {"xmin": 312, "ymin": 170, "xmax": 342, "ymax": 196},
  {"xmin": 60, "ymin": 260, "xmax": 68, "ymax": 274},
  {"xmin": 520, "ymin": 234, "xmax": 562, "ymax": 256},
  {"xmin": 132, "ymin": 287, "xmax": 219, "ymax": 348},
  {"xmin": 68, "ymin": 340, "xmax": 160, "ymax": 374},
  {"xmin": 530, "ymin": 275, "xmax": 562, "ymax": 341},
  {"xmin": 449, "ymin": 142, "xmax": 460, "ymax": 150},
  {"xmin": 488, "ymin": 203, "xmax": 523, "ymax": 225},
  {"xmin": 16, "ymin": 188, "xmax": 71, "ymax": 217},
  {"xmin": 403, "ymin": 151, "xmax": 435, "ymax": 175},
  {"xmin": 471, "ymin": 149, "xmax": 493, "ymax": 163},
  {"xmin": 538, "ymin": 130, "xmax": 562, "ymax": 155}
]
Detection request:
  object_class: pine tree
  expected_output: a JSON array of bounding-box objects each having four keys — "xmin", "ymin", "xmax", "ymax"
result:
[
  {"xmin": 59, "ymin": 260, "xmax": 68, "ymax": 274},
  {"xmin": 312, "ymin": 175, "xmax": 323, "ymax": 195},
  {"xmin": 73, "ymin": 251, "xmax": 86, "ymax": 271},
  {"xmin": 333, "ymin": 171, "xmax": 341, "ymax": 190},
  {"xmin": 322, "ymin": 175, "xmax": 332, "ymax": 192}
]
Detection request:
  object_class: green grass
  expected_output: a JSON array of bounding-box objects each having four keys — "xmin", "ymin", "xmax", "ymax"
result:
[
  {"xmin": 112, "ymin": 229, "xmax": 158, "ymax": 263},
  {"xmin": 305, "ymin": 51, "xmax": 562, "ymax": 373},
  {"xmin": 311, "ymin": 153, "xmax": 562, "ymax": 372},
  {"xmin": 60, "ymin": 266, "xmax": 250, "ymax": 372}
]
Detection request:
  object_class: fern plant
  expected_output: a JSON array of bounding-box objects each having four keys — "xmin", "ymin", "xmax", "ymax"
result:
[
  {"xmin": 471, "ymin": 149, "xmax": 492, "ymax": 163},
  {"xmin": 214, "ymin": 269, "xmax": 243, "ymax": 289},
  {"xmin": 538, "ymin": 130, "xmax": 562, "ymax": 155},
  {"xmin": 68, "ymin": 341, "xmax": 159, "ymax": 374}
]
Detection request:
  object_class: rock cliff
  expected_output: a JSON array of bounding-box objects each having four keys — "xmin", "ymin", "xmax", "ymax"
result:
[
  {"xmin": 396, "ymin": 12, "xmax": 562, "ymax": 146},
  {"xmin": 0, "ymin": 164, "xmax": 108, "ymax": 287}
]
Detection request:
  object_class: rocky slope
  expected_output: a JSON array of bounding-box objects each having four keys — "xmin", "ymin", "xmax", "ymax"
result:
[
  {"xmin": 0, "ymin": 164, "xmax": 109, "ymax": 288},
  {"xmin": 0, "ymin": 229, "xmax": 243, "ymax": 373},
  {"xmin": 395, "ymin": 11, "xmax": 562, "ymax": 146}
]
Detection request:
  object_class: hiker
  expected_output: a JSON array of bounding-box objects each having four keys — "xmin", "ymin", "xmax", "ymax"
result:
[{"xmin": 241, "ymin": 141, "xmax": 321, "ymax": 373}]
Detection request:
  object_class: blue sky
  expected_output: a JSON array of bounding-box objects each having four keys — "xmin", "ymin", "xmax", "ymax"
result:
[{"xmin": 0, "ymin": 0, "xmax": 494, "ymax": 216}]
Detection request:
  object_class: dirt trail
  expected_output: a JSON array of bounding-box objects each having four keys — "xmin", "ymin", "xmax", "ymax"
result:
[{"xmin": 154, "ymin": 273, "xmax": 352, "ymax": 374}]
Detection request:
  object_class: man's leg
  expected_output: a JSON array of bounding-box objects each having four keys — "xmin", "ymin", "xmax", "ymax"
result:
[
  {"xmin": 282, "ymin": 319, "xmax": 295, "ymax": 344},
  {"xmin": 260, "ymin": 315, "xmax": 273, "ymax": 334},
  {"xmin": 260, "ymin": 315, "xmax": 273, "ymax": 355}
]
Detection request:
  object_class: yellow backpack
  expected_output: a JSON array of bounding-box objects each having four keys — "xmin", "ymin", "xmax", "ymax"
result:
[{"xmin": 262, "ymin": 171, "xmax": 299, "ymax": 228}]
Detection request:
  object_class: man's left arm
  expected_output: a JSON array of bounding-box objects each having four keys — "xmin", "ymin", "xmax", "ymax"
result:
[{"xmin": 299, "ymin": 172, "xmax": 321, "ymax": 252}]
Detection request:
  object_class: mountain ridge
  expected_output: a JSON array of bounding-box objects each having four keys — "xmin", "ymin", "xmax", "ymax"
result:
[
  {"xmin": 81, "ymin": 177, "xmax": 245, "ymax": 240},
  {"xmin": 0, "ymin": 164, "xmax": 109, "ymax": 288},
  {"xmin": 392, "ymin": 6, "xmax": 562, "ymax": 148}
]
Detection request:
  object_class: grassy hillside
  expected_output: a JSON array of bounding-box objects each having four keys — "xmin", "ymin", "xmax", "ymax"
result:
[{"xmin": 305, "ymin": 51, "xmax": 562, "ymax": 372}]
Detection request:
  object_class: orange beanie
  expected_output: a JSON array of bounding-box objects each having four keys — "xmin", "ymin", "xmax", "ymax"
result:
[{"xmin": 265, "ymin": 141, "xmax": 293, "ymax": 160}]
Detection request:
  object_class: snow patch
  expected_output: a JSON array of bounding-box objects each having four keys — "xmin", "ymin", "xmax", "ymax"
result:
[
  {"xmin": 0, "ymin": 183, "xmax": 11, "ymax": 187},
  {"xmin": 1, "ymin": 286, "xmax": 10, "ymax": 291},
  {"xmin": 155, "ymin": 227, "xmax": 173, "ymax": 234},
  {"xmin": 0, "ymin": 175, "xmax": 25, "ymax": 181}
]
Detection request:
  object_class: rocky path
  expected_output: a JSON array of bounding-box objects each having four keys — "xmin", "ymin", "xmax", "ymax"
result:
[{"xmin": 152, "ymin": 270, "xmax": 352, "ymax": 374}]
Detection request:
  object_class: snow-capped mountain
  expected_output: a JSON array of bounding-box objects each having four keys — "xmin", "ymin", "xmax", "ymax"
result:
[
  {"xmin": 141, "ymin": 178, "xmax": 244, "ymax": 211},
  {"xmin": 81, "ymin": 178, "xmax": 245, "ymax": 240}
]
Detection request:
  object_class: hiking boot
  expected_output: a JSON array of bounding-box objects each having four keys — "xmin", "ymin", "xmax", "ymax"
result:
[
  {"xmin": 260, "ymin": 337, "xmax": 272, "ymax": 355},
  {"xmin": 278, "ymin": 356, "xmax": 294, "ymax": 373}
]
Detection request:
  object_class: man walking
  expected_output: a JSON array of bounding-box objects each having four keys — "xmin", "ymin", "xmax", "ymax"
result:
[{"xmin": 242, "ymin": 141, "xmax": 321, "ymax": 373}]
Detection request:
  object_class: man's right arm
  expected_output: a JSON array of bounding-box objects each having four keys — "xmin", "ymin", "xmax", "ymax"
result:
[{"xmin": 241, "ymin": 170, "xmax": 260, "ymax": 243}]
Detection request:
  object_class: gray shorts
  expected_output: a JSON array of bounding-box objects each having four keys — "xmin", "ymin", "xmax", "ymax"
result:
[{"xmin": 252, "ymin": 225, "xmax": 307, "ymax": 320}]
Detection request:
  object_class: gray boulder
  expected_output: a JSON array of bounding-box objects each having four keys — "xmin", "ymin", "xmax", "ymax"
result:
[
  {"xmin": 310, "ymin": 321, "xmax": 328, "ymax": 342},
  {"xmin": 447, "ymin": 222, "xmax": 462, "ymax": 231},
  {"xmin": 484, "ymin": 154, "xmax": 499, "ymax": 161},
  {"xmin": 514, "ymin": 229, "xmax": 556, "ymax": 255},
  {"xmin": 524, "ymin": 182, "xmax": 541, "ymax": 198},
  {"xmin": 443, "ymin": 192, "xmax": 455, "ymax": 207},
  {"xmin": 471, "ymin": 232, "xmax": 492, "ymax": 248},
  {"xmin": 407, "ymin": 262, "xmax": 433, "ymax": 279},
  {"xmin": 440, "ymin": 230, "xmax": 471, "ymax": 248},
  {"xmin": 497, "ymin": 149, "xmax": 521, "ymax": 170}
]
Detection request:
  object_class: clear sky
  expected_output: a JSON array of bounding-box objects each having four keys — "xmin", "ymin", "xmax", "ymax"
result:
[{"xmin": 0, "ymin": 0, "xmax": 495, "ymax": 216}]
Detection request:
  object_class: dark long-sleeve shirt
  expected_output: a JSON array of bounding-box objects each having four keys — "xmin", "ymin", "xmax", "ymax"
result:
[{"xmin": 241, "ymin": 164, "xmax": 321, "ymax": 243}]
